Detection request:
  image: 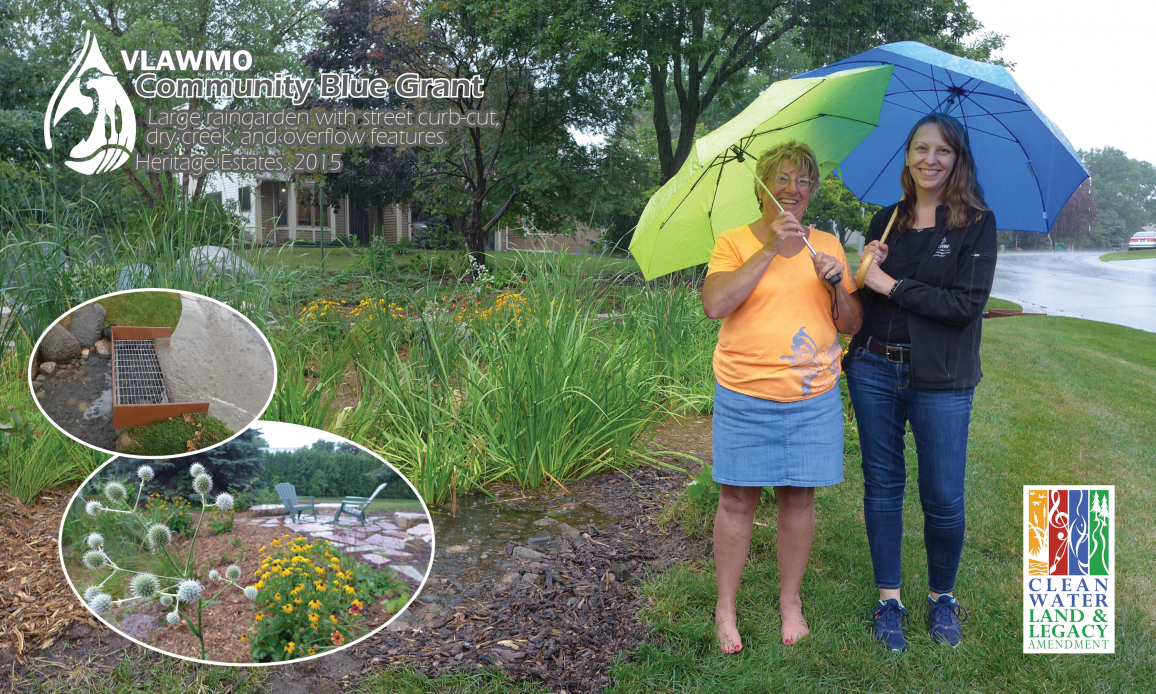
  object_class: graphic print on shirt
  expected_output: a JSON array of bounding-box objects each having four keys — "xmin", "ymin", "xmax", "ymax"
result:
[
  {"xmin": 932, "ymin": 237, "xmax": 951, "ymax": 258},
  {"xmin": 779, "ymin": 327, "xmax": 841, "ymax": 395}
]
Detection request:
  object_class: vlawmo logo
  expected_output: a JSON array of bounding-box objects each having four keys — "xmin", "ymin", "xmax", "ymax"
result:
[
  {"xmin": 1023, "ymin": 486, "xmax": 1114, "ymax": 653},
  {"xmin": 44, "ymin": 31, "xmax": 135, "ymax": 175}
]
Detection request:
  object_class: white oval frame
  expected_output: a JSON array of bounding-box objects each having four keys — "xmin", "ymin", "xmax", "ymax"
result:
[
  {"xmin": 57, "ymin": 421, "xmax": 436, "ymax": 667},
  {"xmin": 27, "ymin": 288, "xmax": 278, "ymax": 460}
]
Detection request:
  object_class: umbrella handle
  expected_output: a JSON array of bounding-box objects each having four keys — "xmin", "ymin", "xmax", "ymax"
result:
[{"xmin": 854, "ymin": 201, "xmax": 901, "ymax": 289}]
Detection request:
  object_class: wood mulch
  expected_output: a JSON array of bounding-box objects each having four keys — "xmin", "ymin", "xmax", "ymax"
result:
[{"xmin": 1, "ymin": 415, "xmax": 714, "ymax": 693}]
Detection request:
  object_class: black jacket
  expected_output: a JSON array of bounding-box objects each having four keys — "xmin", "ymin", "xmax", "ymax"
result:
[{"xmin": 843, "ymin": 201, "xmax": 998, "ymax": 389}]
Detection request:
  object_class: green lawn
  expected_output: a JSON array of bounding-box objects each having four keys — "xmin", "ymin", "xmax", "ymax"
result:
[
  {"xmin": 98, "ymin": 290, "xmax": 183, "ymax": 330},
  {"xmin": 243, "ymin": 246, "xmax": 363, "ymax": 271},
  {"xmin": 311, "ymin": 496, "xmax": 426, "ymax": 513},
  {"xmin": 1101, "ymin": 249, "xmax": 1156, "ymax": 261},
  {"xmin": 610, "ymin": 314, "xmax": 1156, "ymax": 692},
  {"xmin": 985, "ymin": 297, "xmax": 1022, "ymax": 311}
]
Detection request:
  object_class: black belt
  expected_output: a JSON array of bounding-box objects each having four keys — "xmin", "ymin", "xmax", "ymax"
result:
[{"xmin": 866, "ymin": 337, "xmax": 911, "ymax": 363}]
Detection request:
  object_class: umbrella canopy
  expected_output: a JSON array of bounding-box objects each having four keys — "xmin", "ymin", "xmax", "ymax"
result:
[
  {"xmin": 796, "ymin": 42, "xmax": 1089, "ymax": 234},
  {"xmin": 630, "ymin": 65, "xmax": 894, "ymax": 280}
]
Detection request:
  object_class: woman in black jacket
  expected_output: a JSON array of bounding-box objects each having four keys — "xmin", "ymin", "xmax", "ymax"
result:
[{"xmin": 845, "ymin": 112, "xmax": 997, "ymax": 652}]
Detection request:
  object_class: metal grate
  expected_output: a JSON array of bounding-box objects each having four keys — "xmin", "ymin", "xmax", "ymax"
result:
[{"xmin": 113, "ymin": 339, "xmax": 170, "ymax": 406}]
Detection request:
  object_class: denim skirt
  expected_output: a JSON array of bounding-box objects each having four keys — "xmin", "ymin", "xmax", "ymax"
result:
[{"xmin": 711, "ymin": 381, "xmax": 844, "ymax": 488}]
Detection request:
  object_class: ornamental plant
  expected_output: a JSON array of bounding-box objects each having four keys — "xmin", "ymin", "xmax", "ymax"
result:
[
  {"xmin": 77, "ymin": 464, "xmax": 257, "ymax": 660},
  {"xmin": 249, "ymin": 535, "xmax": 378, "ymax": 661}
]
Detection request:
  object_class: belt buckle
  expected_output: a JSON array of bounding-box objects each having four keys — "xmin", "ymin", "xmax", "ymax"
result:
[{"xmin": 885, "ymin": 345, "xmax": 907, "ymax": 363}]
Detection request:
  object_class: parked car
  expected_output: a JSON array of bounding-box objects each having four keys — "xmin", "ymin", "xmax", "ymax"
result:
[{"xmin": 1128, "ymin": 231, "xmax": 1156, "ymax": 250}]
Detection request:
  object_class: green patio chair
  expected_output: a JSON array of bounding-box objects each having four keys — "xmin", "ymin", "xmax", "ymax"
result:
[
  {"xmin": 275, "ymin": 483, "xmax": 317, "ymax": 523},
  {"xmin": 334, "ymin": 481, "xmax": 391, "ymax": 526}
]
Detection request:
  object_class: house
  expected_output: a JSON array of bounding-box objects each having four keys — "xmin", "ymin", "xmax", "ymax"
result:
[{"xmin": 203, "ymin": 172, "xmax": 413, "ymax": 246}]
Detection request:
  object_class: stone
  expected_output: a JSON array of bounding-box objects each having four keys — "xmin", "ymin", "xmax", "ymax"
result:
[
  {"xmin": 512, "ymin": 546, "xmax": 545, "ymax": 561},
  {"xmin": 81, "ymin": 348, "xmax": 90, "ymax": 359},
  {"xmin": 527, "ymin": 533, "xmax": 551, "ymax": 545},
  {"xmin": 533, "ymin": 517, "xmax": 557, "ymax": 527},
  {"xmin": 444, "ymin": 544, "xmax": 470, "ymax": 553},
  {"xmin": 493, "ymin": 573, "xmax": 521, "ymax": 594},
  {"xmin": 93, "ymin": 339, "xmax": 111, "ymax": 357},
  {"xmin": 247, "ymin": 504, "xmax": 286, "ymax": 517},
  {"xmin": 34, "ymin": 374, "xmax": 45, "ymax": 382},
  {"xmin": 179, "ymin": 246, "xmax": 257, "ymax": 282},
  {"xmin": 67, "ymin": 303, "xmax": 107, "ymax": 347},
  {"xmin": 392, "ymin": 512, "xmax": 428, "ymax": 530},
  {"xmin": 116, "ymin": 263, "xmax": 152, "ymax": 291},
  {"xmin": 39, "ymin": 324, "xmax": 81, "ymax": 363},
  {"xmin": 361, "ymin": 553, "xmax": 390, "ymax": 565},
  {"xmin": 405, "ymin": 523, "xmax": 434, "ymax": 542},
  {"xmin": 115, "ymin": 432, "xmax": 135, "ymax": 451},
  {"xmin": 392, "ymin": 565, "xmax": 426, "ymax": 583},
  {"xmin": 39, "ymin": 362, "xmax": 57, "ymax": 376},
  {"xmin": 521, "ymin": 573, "xmax": 542, "ymax": 584}
]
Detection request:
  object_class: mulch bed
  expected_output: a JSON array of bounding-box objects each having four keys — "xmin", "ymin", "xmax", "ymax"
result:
[{"xmin": 0, "ymin": 415, "xmax": 714, "ymax": 693}]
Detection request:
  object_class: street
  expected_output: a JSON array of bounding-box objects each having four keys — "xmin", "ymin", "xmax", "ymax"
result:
[{"xmin": 991, "ymin": 252, "xmax": 1156, "ymax": 333}]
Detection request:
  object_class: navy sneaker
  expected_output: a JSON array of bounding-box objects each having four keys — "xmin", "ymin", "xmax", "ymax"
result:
[
  {"xmin": 927, "ymin": 594, "xmax": 969, "ymax": 646},
  {"xmin": 871, "ymin": 598, "xmax": 909, "ymax": 652}
]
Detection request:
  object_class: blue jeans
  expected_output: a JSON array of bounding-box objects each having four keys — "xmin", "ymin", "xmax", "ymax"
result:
[{"xmin": 846, "ymin": 346, "xmax": 974, "ymax": 594}]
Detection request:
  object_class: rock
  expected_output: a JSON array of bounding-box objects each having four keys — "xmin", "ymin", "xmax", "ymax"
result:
[
  {"xmin": 512, "ymin": 546, "xmax": 545, "ymax": 561},
  {"xmin": 67, "ymin": 303, "xmax": 107, "ymax": 346},
  {"xmin": 39, "ymin": 324, "xmax": 81, "ymax": 363},
  {"xmin": 391, "ymin": 565, "xmax": 426, "ymax": 583},
  {"xmin": 180, "ymin": 246, "xmax": 257, "ymax": 282},
  {"xmin": 533, "ymin": 517, "xmax": 557, "ymax": 527},
  {"xmin": 392, "ymin": 512, "xmax": 428, "ymax": 530},
  {"xmin": 115, "ymin": 432, "xmax": 135, "ymax": 452},
  {"xmin": 116, "ymin": 263, "xmax": 151, "ymax": 291},
  {"xmin": 527, "ymin": 533, "xmax": 551, "ymax": 545},
  {"xmin": 34, "ymin": 374, "xmax": 45, "ymax": 382},
  {"xmin": 493, "ymin": 573, "xmax": 522, "ymax": 595},
  {"xmin": 609, "ymin": 562, "xmax": 629, "ymax": 580},
  {"xmin": 81, "ymin": 348, "xmax": 90, "ymax": 360},
  {"xmin": 444, "ymin": 545, "xmax": 470, "ymax": 553},
  {"xmin": 521, "ymin": 573, "xmax": 542, "ymax": 585},
  {"xmin": 93, "ymin": 339, "xmax": 111, "ymax": 356},
  {"xmin": 405, "ymin": 523, "xmax": 434, "ymax": 542}
]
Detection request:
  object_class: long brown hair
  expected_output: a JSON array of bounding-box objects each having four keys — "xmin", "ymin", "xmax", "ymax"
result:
[{"xmin": 899, "ymin": 113, "xmax": 988, "ymax": 230}]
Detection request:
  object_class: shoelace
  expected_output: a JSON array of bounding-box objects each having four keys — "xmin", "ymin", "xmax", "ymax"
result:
[
  {"xmin": 928, "ymin": 599, "xmax": 970, "ymax": 626},
  {"xmin": 871, "ymin": 601, "xmax": 909, "ymax": 630}
]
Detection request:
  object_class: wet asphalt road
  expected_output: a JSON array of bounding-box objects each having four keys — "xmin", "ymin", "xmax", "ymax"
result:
[{"xmin": 990, "ymin": 252, "xmax": 1156, "ymax": 333}]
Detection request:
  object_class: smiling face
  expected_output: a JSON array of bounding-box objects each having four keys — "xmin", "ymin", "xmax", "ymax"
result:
[
  {"xmin": 905, "ymin": 122, "xmax": 957, "ymax": 199},
  {"xmin": 761, "ymin": 159, "xmax": 813, "ymax": 219}
]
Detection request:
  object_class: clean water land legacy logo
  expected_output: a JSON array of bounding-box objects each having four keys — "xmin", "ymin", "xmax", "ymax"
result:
[
  {"xmin": 44, "ymin": 31, "xmax": 135, "ymax": 175},
  {"xmin": 1023, "ymin": 486, "xmax": 1114, "ymax": 653}
]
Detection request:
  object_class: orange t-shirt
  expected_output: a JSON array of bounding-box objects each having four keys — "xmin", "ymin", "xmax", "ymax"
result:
[{"xmin": 707, "ymin": 225, "xmax": 857, "ymax": 402}]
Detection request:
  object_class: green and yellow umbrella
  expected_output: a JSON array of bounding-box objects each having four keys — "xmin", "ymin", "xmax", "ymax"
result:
[{"xmin": 630, "ymin": 65, "xmax": 894, "ymax": 280}]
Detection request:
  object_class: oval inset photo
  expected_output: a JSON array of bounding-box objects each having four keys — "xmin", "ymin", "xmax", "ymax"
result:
[
  {"xmin": 29, "ymin": 289, "xmax": 276, "ymax": 457},
  {"xmin": 58, "ymin": 421, "xmax": 434, "ymax": 664}
]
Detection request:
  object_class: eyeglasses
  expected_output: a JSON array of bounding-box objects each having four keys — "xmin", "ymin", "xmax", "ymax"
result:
[{"xmin": 770, "ymin": 174, "xmax": 814, "ymax": 191}]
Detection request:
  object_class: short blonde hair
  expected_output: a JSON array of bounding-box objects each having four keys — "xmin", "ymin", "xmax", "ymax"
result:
[{"xmin": 754, "ymin": 140, "xmax": 821, "ymax": 211}]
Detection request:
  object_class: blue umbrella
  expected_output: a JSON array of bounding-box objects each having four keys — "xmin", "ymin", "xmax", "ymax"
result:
[{"xmin": 796, "ymin": 41, "xmax": 1088, "ymax": 234}]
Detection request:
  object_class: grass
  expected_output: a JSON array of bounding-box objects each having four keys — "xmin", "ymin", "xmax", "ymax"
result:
[
  {"xmin": 21, "ymin": 653, "xmax": 270, "ymax": 693},
  {"xmin": 311, "ymin": 497, "xmax": 426, "ymax": 513},
  {"xmin": 985, "ymin": 297, "xmax": 1022, "ymax": 311},
  {"xmin": 1100, "ymin": 248, "xmax": 1156, "ymax": 261},
  {"xmin": 120, "ymin": 414, "xmax": 233, "ymax": 456},
  {"xmin": 98, "ymin": 290, "xmax": 183, "ymax": 330},
  {"xmin": 244, "ymin": 245, "xmax": 362, "ymax": 271},
  {"xmin": 611, "ymin": 314, "xmax": 1156, "ymax": 693}
]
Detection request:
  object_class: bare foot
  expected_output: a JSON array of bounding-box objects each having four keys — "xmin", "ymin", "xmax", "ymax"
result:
[
  {"xmin": 780, "ymin": 599, "xmax": 809, "ymax": 645},
  {"xmin": 715, "ymin": 615, "xmax": 743, "ymax": 654}
]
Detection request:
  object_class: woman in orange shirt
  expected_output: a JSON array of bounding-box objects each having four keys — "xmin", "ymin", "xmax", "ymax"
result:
[{"xmin": 702, "ymin": 140, "xmax": 862, "ymax": 652}]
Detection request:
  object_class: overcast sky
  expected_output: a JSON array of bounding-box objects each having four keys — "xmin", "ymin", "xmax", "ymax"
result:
[
  {"xmin": 249, "ymin": 420, "xmax": 346, "ymax": 450},
  {"xmin": 967, "ymin": 0, "xmax": 1155, "ymax": 164}
]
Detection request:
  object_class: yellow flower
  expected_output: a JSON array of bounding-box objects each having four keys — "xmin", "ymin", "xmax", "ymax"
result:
[
  {"xmin": 285, "ymin": 641, "xmax": 295, "ymax": 653},
  {"xmin": 307, "ymin": 647, "xmax": 316, "ymax": 655},
  {"xmin": 309, "ymin": 599, "xmax": 322, "ymax": 610},
  {"xmin": 275, "ymin": 593, "xmax": 282, "ymax": 602},
  {"xmin": 295, "ymin": 597, "xmax": 303, "ymax": 604},
  {"xmin": 256, "ymin": 613, "xmax": 264, "ymax": 622},
  {"xmin": 344, "ymin": 585, "xmax": 356, "ymax": 595},
  {"xmin": 308, "ymin": 613, "xmax": 319, "ymax": 625},
  {"xmin": 330, "ymin": 614, "xmax": 338, "ymax": 623},
  {"xmin": 282, "ymin": 604, "xmax": 293, "ymax": 613}
]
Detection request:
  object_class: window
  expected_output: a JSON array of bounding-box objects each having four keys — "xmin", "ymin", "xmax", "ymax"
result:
[
  {"xmin": 238, "ymin": 186, "xmax": 251, "ymax": 212},
  {"xmin": 207, "ymin": 191, "xmax": 222, "ymax": 205},
  {"xmin": 275, "ymin": 183, "xmax": 288, "ymax": 227},
  {"xmin": 295, "ymin": 186, "xmax": 329, "ymax": 228}
]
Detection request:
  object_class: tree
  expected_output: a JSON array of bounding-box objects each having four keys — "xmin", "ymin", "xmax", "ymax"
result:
[
  {"xmin": 26, "ymin": 0, "xmax": 326, "ymax": 208},
  {"xmin": 1050, "ymin": 179, "xmax": 1102, "ymax": 249},
  {"xmin": 535, "ymin": 0, "xmax": 1008, "ymax": 183},
  {"xmin": 803, "ymin": 176, "xmax": 878, "ymax": 245},
  {"xmin": 1081, "ymin": 147, "xmax": 1156, "ymax": 244}
]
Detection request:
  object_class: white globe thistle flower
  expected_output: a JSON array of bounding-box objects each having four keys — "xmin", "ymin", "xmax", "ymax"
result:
[
  {"xmin": 147, "ymin": 523, "xmax": 172, "ymax": 551},
  {"xmin": 160, "ymin": 594, "xmax": 173, "ymax": 607},
  {"xmin": 82, "ymin": 549, "xmax": 109, "ymax": 570},
  {"xmin": 86, "ymin": 533, "xmax": 104, "ymax": 549},
  {"xmin": 83, "ymin": 585, "xmax": 105, "ymax": 603},
  {"xmin": 208, "ymin": 569, "xmax": 220, "ymax": 581},
  {"xmin": 137, "ymin": 465, "xmax": 155, "ymax": 483},
  {"xmin": 130, "ymin": 573, "xmax": 160, "ymax": 599},
  {"xmin": 225, "ymin": 565, "xmax": 241, "ymax": 581},
  {"xmin": 85, "ymin": 500, "xmax": 103, "ymax": 516},
  {"xmin": 214, "ymin": 492, "xmax": 234, "ymax": 513},
  {"xmin": 176, "ymin": 579, "xmax": 203, "ymax": 604},
  {"xmin": 88, "ymin": 593, "xmax": 113, "ymax": 615},
  {"xmin": 104, "ymin": 481, "xmax": 127, "ymax": 504},
  {"xmin": 189, "ymin": 463, "xmax": 206, "ymax": 478},
  {"xmin": 243, "ymin": 586, "xmax": 258, "ymax": 600},
  {"xmin": 166, "ymin": 611, "xmax": 181, "ymax": 625},
  {"xmin": 192, "ymin": 473, "xmax": 213, "ymax": 496}
]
